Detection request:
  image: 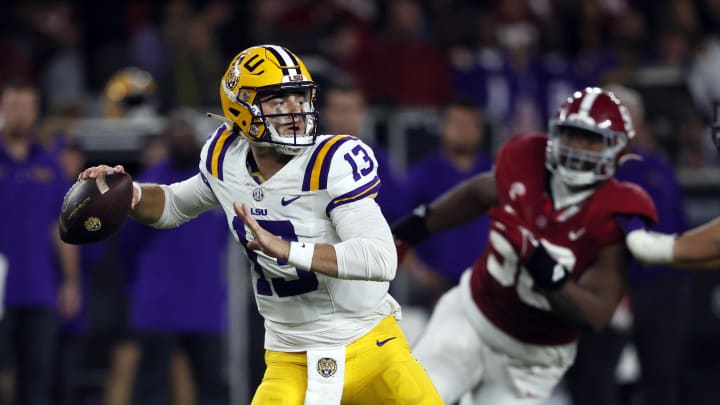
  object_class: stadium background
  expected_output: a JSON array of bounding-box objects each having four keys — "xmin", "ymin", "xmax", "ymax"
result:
[{"xmin": 3, "ymin": 0, "xmax": 720, "ymax": 404}]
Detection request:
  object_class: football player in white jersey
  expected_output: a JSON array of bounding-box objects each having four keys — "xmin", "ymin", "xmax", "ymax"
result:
[{"xmin": 79, "ymin": 45, "xmax": 442, "ymax": 405}]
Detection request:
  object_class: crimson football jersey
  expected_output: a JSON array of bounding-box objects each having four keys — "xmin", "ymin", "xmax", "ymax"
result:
[{"xmin": 470, "ymin": 133, "xmax": 657, "ymax": 345}]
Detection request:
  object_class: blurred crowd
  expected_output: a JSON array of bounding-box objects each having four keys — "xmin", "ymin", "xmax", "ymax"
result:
[
  {"xmin": 1, "ymin": 0, "xmax": 719, "ymax": 166},
  {"xmin": 3, "ymin": 0, "xmax": 720, "ymax": 404}
]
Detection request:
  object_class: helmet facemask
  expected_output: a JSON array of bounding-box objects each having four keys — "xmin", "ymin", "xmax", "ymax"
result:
[
  {"xmin": 546, "ymin": 123, "xmax": 628, "ymax": 188},
  {"xmin": 546, "ymin": 87, "xmax": 633, "ymax": 188},
  {"xmin": 250, "ymin": 84, "xmax": 318, "ymax": 155}
]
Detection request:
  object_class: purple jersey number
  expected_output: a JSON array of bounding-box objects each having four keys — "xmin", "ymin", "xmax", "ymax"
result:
[
  {"xmin": 233, "ymin": 217, "xmax": 319, "ymax": 297},
  {"xmin": 343, "ymin": 144, "xmax": 374, "ymax": 181}
]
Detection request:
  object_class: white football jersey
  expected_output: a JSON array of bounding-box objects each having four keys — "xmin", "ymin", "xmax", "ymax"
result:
[{"xmin": 199, "ymin": 125, "xmax": 400, "ymax": 351}]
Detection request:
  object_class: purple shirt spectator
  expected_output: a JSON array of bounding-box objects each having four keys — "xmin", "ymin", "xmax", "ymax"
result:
[
  {"xmin": 452, "ymin": 50, "xmax": 586, "ymax": 141},
  {"xmin": 58, "ymin": 242, "xmax": 106, "ymax": 336},
  {"xmin": 406, "ymin": 151, "xmax": 492, "ymax": 283},
  {"xmin": 0, "ymin": 139, "xmax": 68, "ymax": 309},
  {"xmin": 119, "ymin": 161, "xmax": 228, "ymax": 334},
  {"xmin": 370, "ymin": 143, "xmax": 407, "ymax": 224}
]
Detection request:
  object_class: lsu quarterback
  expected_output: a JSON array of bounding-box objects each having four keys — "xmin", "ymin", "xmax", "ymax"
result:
[{"xmin": 78, "ymin": 45, "xmax": 443, "ymax": 405}]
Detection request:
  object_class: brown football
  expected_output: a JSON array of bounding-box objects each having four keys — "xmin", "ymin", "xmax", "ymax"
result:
[{"xmin": 58, "ymin": 171, "xmax": 133, "ymax": 245}]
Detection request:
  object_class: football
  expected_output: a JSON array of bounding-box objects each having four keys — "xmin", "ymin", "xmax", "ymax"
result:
[{"xmin": 58, "ymin": 171, "xmax": 133, "ymax": 245}]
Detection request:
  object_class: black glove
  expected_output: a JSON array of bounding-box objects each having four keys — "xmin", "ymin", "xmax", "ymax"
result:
[
  {"xmin": 391, "ymin": 204, "xmax": 432, "ymax": 246},
  {"xmin": 524, "ymin": 243, "xmax": 569, "ymax": 291}
]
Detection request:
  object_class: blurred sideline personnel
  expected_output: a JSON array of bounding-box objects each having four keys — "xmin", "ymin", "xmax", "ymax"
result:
[
  {"xmin": 118, "ymin": 109, "xmax": 229, "ymax": 405},
  {"xmin": 403, "ymin": 97, "xmax": 492, "ymax": 309},
  {"xmin": 49, "ymin": 136, "xmax": 108, "ymax": 405},
  {"xmin": 0, "ymin": 81, "xmax": 81, "ymax": 405},
  {"xmin": 79, "ymin": 45, "xmax": 443, "ymax": 404},
  {"xmin": 565, "ymin": 85, "xmax": 690, "ymax": 405},
  {"xmin": 102, "ymin": 67, "xmax": 159, "ymax": 119},
  {"xmin": 393, "ymin": 87, "xmax": 657, "ymax": 404},
  {"xmin": 320, "ymin": 81, "xmax": 407, "ymax": 223},
  {"xmin": 99, "ymin": 70, "xmax": 178, "ymax": 405}
]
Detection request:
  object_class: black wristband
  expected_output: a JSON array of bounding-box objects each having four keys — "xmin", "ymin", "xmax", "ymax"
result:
[
  {"xmin": 391, "ymin": 204, "xmax": 432, "ymax": 246},
  {"xmin": 525, "ymin": 243, "xmax": 569, "ymax": 291}
]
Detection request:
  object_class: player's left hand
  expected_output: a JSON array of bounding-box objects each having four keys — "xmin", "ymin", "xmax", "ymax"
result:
[
  {"xmin": 233, "ymin": 202, "xmax": 291, "ymax": 261},
  {"xmin": 503, "ymin": 224, "xmax": 569, "ymax": 291},
  {"xmin": 522, "ymin": 242, "xmax": 570, "ymax": 291}
]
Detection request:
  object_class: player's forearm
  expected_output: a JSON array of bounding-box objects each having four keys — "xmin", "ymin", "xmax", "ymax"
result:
[
  {"xmin": 627, "ymin": 218, "xmax": 720, "ymax": 269},
  {"xmin": 282, "ymin": 240, "xmax": 338, "ymax": 277},
  {"xmin": 544, "ymin": 282, "xmax": 620, "ymax": 333},
  {"xmin": 673, "ymin": 218, "xmax": 720, "ymax": 268},
  {"xmin": 296, "ymin": 241, "xmax": 396, "ymax": 280},
  {"xmin": 332, "ymin": 200, "xmax": 397, "ymax": 280},
  {"xmin": 130, "ymin": 183, "xmax": 165, "ymax": 225},
  {"xmin": 308, "ymin": 244, "xmax": 339, "ymax": 277},
  {"xmin": 334, "ymin": 237, "xmax": 397, "ymax": 281},
  {"xmin": 426, "ymin": 172, "xmax": 496, "ymax": 233}
]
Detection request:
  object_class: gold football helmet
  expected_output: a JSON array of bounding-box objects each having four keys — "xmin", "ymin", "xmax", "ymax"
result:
[
  {"xmin": 219, "ymin": 45, "xmax": 318, "ymax": 155},
  {"xmin": 102, "ymin": 67, "xmax": 158, "ymax": 118}
]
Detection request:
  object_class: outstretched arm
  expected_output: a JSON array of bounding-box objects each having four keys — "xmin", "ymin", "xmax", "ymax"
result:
[
  {"xmin": 426, "ymin": 171, "xmax": 498, "ymax": 232},
  {"xmin": 79, "ymin": 165, "xmax": 164, "ymax": 224},
  {"xmin": 235, "ymin": 198, "xmax": 396, "ymax": 280},
  {"xmin": 392, "ymin": 171, "xmax": 497, "ymax": 246},
  {"xmin": 79, "ymin": 165, "xmax": 218, "ymax": 228},
  {"xmin": 627, "ymin": 217, "xmax": 720, "ymax": 270}
]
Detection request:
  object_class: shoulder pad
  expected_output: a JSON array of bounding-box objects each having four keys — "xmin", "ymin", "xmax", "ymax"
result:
[
  {"xmin": 302, "ymin": 135, "xmax": 359, "ymax": 191},
  {"xmin": 494, "ymin": 133, "xmax": 548, "ymax": 199},
  {"xmin": 302, "ymin": 135, "xmax": 381, "ymax": 214},
  {"xmin": 594, "ymin": 179, "xmax": 659, "ymax": 224},
  {"xmin": 200, "ymin": 124, "xmax": 240, "ymax": 180}
]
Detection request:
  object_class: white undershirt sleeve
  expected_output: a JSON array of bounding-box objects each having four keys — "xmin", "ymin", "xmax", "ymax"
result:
[
  {"xmin": 331, "ymin": 198, "xmax": 397, "ymax": 281},
  {"xmin": 625, "ymin": 229, "xmax": 675, "ymax": 265},
  {"xmin": 150, "ymin": 173, "xmax": 220, "ymax": 229}
]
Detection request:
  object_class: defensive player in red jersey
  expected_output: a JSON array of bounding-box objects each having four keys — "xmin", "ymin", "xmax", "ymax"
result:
[{"xmin": 393, "ymin": 87, "xmax": 658, "ymax": 404}]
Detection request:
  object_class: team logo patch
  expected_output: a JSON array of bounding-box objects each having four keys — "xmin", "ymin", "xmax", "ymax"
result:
[
  {"xmin": 225, "ymin": 71, "xmax": 238, "ymax": 90},
  {"xmin": 509, "ymin": 182, "xmax": 526, "ymax": 200},
  {"xmin": 252, "ymin": 188, "xmax": 264, "ymax": 201},
  {"xmin": 316, "ymin": 357, "xmax": 337, "ymax": 378},
  {"xmin": 84, "ymin": 217, "xmax": 102, "ymax": 232}
]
